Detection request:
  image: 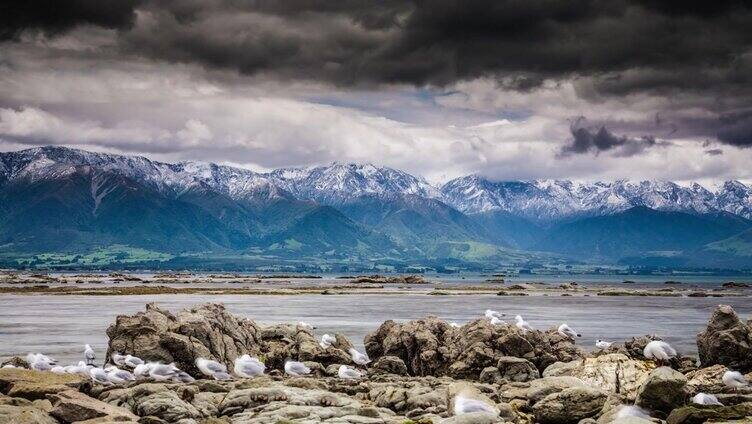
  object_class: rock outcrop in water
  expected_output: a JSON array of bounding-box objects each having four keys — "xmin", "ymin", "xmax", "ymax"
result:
[
  {"xmin": 2, "ymin": 302, "xmax": 752, "ymax": 423},
  {"xmin": 696, "ymin": 304, "xmax": 752, "ymax": 373},
  {"xmin": 364, "ymin": 316, "xmax": 583, "ymax": 380},
  {"xmin": 106, "ymin": 303, "xmax": 357, "ymax": 377}
]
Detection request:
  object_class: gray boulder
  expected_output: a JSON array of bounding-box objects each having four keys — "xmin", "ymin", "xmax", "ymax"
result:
[
  {"xmin": 635, "ymin": 366, "xmax": 688, "ymax": 416},
  {"xmin": 364, "ymin": 317, "xmax": 582, "ymax": 379},
  {"xmin": 696, "ymin": 304, "xmax": 752, "ymax": 372},
  {"xmin": 532, "ymin": 386, "xmax": 608, "ymax": 424}
]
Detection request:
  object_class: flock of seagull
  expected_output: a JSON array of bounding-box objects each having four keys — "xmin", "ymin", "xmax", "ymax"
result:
[
  {"xmin": 3, "ymin": 311, "xmax": 750, "ymax": 416},
  {"xmin": 3, "ymin": 321, "xmax": 372, "ymax": 385},
  {"xmin": 454, "ymin": 310, "xmax": 750, "ymax": 413}
]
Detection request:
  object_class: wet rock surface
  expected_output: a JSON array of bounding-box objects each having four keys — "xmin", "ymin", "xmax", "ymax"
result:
[{"xmin": 1, "ymin": 303, "xmax": 751, "ymax": 423}]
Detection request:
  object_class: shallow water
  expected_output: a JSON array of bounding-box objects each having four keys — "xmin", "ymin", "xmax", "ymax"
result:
[{"xmin": 1, "ymin": 293, "xmax": 750, "ymax": 366}]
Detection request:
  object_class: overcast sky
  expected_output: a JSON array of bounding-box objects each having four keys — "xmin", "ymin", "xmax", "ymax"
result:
[{"xmin": 1, "ymin": 0, "xmax": 752, "ymax": 183}]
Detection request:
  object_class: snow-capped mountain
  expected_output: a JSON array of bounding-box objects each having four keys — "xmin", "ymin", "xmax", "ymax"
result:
[
  {"xmin": 2, "ymin": 146, "xmax": 751, "ymax": 222},
  {"xmin": 440, "ymin": 175, "xmax": 752, "ymax": 221},
  {"xmin": 267, "ymin": 162, "xmax": 441, "ymax": 205}
]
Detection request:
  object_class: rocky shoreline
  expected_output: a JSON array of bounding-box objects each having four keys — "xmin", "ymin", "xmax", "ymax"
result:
[
  {"xmin": 0, "ymin": 272, "xmax": 750, "ymax": 298},
  {"xmin": 1, "ymin": 303, "xmax": 751, "ymax": 423}
]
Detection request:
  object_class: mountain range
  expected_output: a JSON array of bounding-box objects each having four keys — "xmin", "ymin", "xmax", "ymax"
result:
[{"xmin": 1, "ymin": 146, "xmax": 751, "ymax": 270}]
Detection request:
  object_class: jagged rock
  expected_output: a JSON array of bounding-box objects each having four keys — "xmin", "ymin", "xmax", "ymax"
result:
[
  {"xmin": 0, "ymin": 368, "xmax": 88, "ymax": 400},
  {"xmin": 48, "ymin": 389, "xmax": 137, "ymax": 422},
  {"xmin": 666, "ymin": 402, "xmax": 752, "ymax": 424},
  {"xmin": 542, "ymin": 354, "xmax": 654, "ymax": 401},
  {"xmin": 635, "ymin": 367, "xmax": 688, "ymax": 416},
  {"xmin": 134, "ymin": 390, "xmax": 201, "ymax": 422},
  {"xmin": 696, "ymin": 305, "xmax": 752, "ymax": 372},
  {"xmin": 478, "ymin": 367, "xmax": 502, "ymax": 384},
  {"xmin": 685, "ymin": 364, "xmax": 729, "ymax": 394},
  {"xmin": 106, "ymin": 303, "xmax": 357, "ymax": 377},
  {"xmin": 364, "ymin": 317, "xmax": 453, "ymax": 377},
  {"xmin": 532, "ymin": 386, "xmax": 608, "ymax": 424},
  {"xmin": 441, "ymin": 411, "xmax": 502, "ymax": 423},
  {"xmin": 0, "ymin": 403, "xmax": 57, "ymax": 424},
  {"xmin": 364, "ymin": 317, "xmax": 582, "ymax": 380},
  {"xmin": 496, "ymin": 356, "xmax": 539, "ymax": 382},
  {"xmin": 106, "ymin": 303, "xmax": 262, "ymax": 377},
  {"xmin": 370, "ymin": 356, "xmax": 408, "ymax": 376}
]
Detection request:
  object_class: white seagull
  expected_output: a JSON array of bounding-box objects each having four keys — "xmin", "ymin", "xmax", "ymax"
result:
[
  {"xmin": 50, "ymin": 366, "xmax": 66, "ymax": 374},
  {"xmin": 558, "ymin": 323, "xmax": 581, "ymax": 339},
  {"xmin": 84, "ymin": 344, "xmax": 96, "ymax": 365},
  {"xmin": 284, "ymin": 360, "xmax": 311, "ymax": 376},
  {"xmin": 111, "ymin": 353, "xmax": 127, "ymax": 367},
  {"xmin": 692, "ymin": 393, "xmax": 723, "ymax": 405},
  {"xmin": 449, "ymin": 322, "xmax": 461, "ymax": 328},
  {"xmin": 234, "ymin": 355, "xmax": 266, "ymax": 378},
  {"xmin": 490, "ymin": 316, "xmax": 505, "ymax": 326},
  {"xmin": 26, "ymin": 353, "xmax": 56, "ymax": 371},
  {"xmin": 196, "ymin": 358, "xmax": 229, "ymax": 379},
  {"xmin": 643, "ymin": 340, "xmax": 677, "ymax": 363},
  {"xmin": 124, "ymin": 355, "xmax": 144, "ymax": 368},
  {"xmin": 133, "ymin": 363, "xmax": 153, "ymax": 378},
  {"xmin": 89, "ymin": 367, "xmax": 112, "ymax": 385},
  {"xmin": 453, "ymin": 394, "xmax": 498, "ymax": 415},
  {"xmin": 319, "ymin": 334, "xmax": 337, "ymax": 349},
  {"xmin": 723, "ymin": 370, "xmax": 748, "ymax": 390},
  {"xmin": 105, "ymin": 366, "xmax": 135, "ymax": 384},
  {"xmin": 64, "ymin": 361, "xmax": 91, "ymax": 377},
  {"xmin": 515, "ymin": 315, "xmax": 534, "ymax": 333},
  {"xmin": 615, "ymin": 405, "xmax": 652, "ymax": 420},
  {"xmin": 595, "ymin": 340, "xmax": 613, "ymax": 349},
  {"xmin": 174, "ymin": 370, "xmax": 196, "ymax": 383},
  {"xmin": 337, "ymin": 365, "xmax": 363, "ymax": 379},
  {"xmin": 298, "ymin": 321, "xmax": 316, "ymax": 330},
  {"xmin": 485, "ymin": 309, "xmax": 505, "ymax": 320},
  {"xmin": 148, "ymin": 363, "xmax": 179, "ymax": 381},
  {"xmin": 349, "ymin": 347, "xmax": 371, "ymax": 365}
]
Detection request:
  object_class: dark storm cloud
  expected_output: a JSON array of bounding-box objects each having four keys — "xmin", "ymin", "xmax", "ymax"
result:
[
  {"xmin": 561, "ymin": 118, "xmax": 664, "ymax": 157},
  {"xmin": 0, "ymin": 0, "xmax": 143, "ymax": 40},
  {"xmin": 3, "ymin": 0, "xmax": 752, "ymax": 152},
  {"xmin": 6, "ymin": 0, "xmax": 748, "ymax": 89},
  {"xmin": 717, "ymin": 111, "xmax": 752, "ymax": 147}
]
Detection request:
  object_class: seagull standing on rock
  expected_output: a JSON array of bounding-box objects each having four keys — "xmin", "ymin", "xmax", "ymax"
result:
[
  {"xmin": 643, "ymin": 340, "xmax": 677, "ymax": 364},
  {"xmin": 320, "ymin": 334, "xmax": 337, "ymax": 349},
  {"xmin": 558, "ymin": 323, "xmax": 581, "ymax": 339},
  {"xmin": 723, "ymin": 370, "xmax": 748, "ymax": 391},
  {"xmin": 595, "ymin": 340, "xmax": 613, "ymax": 349},
  {"xmin": 337, "ymin": 365, "xmax": 363, "ymax": 379},
  {"xmin": 692, "ymin": 393, "xmax": 723, "ymax": 405},
  {"xmin": 284, "ymin": 360, "xmax": 311, "ymax": 376},
  {"xmin": 84, "ymin": 344, "xmax": 96, "ymax": 365},
  {"xmin": 515, "ymin": 315, "xmax": 533, "ymax": 333},
  {"xmin": 349, "ymin": 348, "xmax": 371, "ymax": 365},
  {"xmin": 234, "ymin": 355, "xmax": 265, "ymax": 378}
]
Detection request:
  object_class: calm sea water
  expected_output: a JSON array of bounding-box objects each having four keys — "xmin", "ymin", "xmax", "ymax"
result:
[{"xmin": 1, "ymin": 293, "xmax": 750, "ymax": 366}]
